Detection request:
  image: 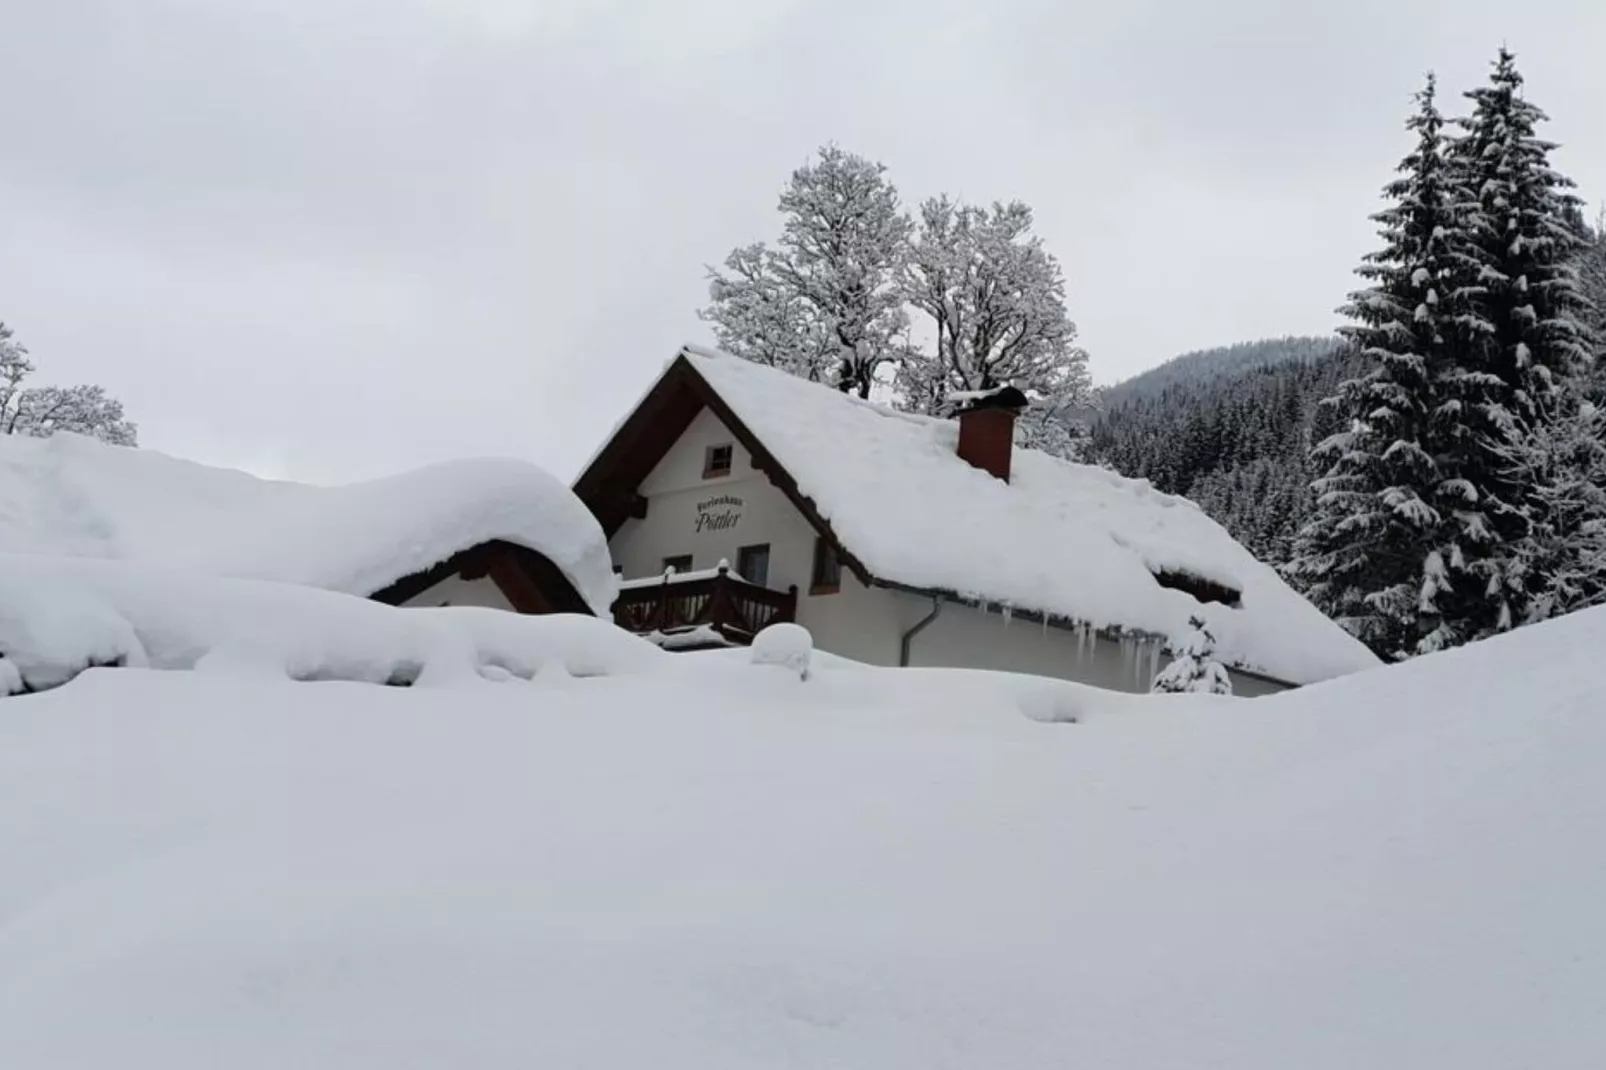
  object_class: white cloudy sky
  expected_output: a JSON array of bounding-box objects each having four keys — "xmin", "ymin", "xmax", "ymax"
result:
[{"xmin": 3, "ymin": 0, "xmax": 1604, "ymax": 483}]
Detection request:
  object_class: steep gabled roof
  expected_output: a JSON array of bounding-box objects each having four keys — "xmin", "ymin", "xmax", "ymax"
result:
[
  {"xmin": 576, "ymin": 346, "xmax": 1381, "ymax": 685},
  {"xmin": 0, "ymin": 433, "xmax": 616, "ymax": 616}
]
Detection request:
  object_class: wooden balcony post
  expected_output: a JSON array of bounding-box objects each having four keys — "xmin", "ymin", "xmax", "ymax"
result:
[
  {"xmin": 709, "ymin": 565, "xmax": 733, "ymax": 631},
  {"xmin": 654, "ymin": 572, "xmax": 670, "ymax": 632}
]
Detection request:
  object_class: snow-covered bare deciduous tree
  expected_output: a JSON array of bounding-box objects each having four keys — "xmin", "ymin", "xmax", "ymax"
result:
[
  {"xmin": 0, "ymin": 322, "xmax": 138, "ymax": 446},
  {"xmin": 700, "ymin": 146, "xmax": 910, "ymax": 398},
  {"xmin": 700, "ymin": 244, "xmax": 835, "ymax": 381},
  {"xmin": 1150, "ymin": 615, "xmax": 1233, "ymax": 695},
  {"xmin": 1287, "ymin": 75, "xmax": 1459, "ymax": 659},
  {"xmin": 897, "ymin": 198, "xmax": 1091, "ymax": 456}
]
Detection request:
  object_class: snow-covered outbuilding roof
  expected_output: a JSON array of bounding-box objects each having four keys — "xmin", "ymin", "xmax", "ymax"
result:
[
  {"xmin": 577, "ymin": 346, "xmax": 1379, "ymax": 686},
  {"xmin": 0, "ymin": 433, "xmax": 618, "ymax": 616}
]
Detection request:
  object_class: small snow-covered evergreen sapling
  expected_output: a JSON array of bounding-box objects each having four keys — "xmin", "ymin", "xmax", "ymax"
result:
[{"xmin": 1151, "ymin": 615, "xmax": 1233, "ymax": 695}]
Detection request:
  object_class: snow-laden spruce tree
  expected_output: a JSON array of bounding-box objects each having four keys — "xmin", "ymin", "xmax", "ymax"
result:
[
  {"xmin": 897, "ymin": 198, "xmax": 1092, "ymax": 456},
  {"xmin": 1419, "ymin": 48, "xmax": 1595, "ymax": 651},
  {"xmin": 701, "ymin": 146, "xmax": 911, "ymax": 398},
  {"xmin": 1578, "ymin": 213, "xmax": 1606, "ymax": 368},
  {"xmin": 1150, "ymin": 615, "xmax": 1232, "ymax": 695},
  {"xmin": 1287, "ymin": 75, "xmax": 1458, "ymax": 658},
  {"xmin": 1504, "ymin": 392, "xmax": 1606, "ymax": 621},
  {"xmin": 0, "ymin": 321, "xmax": 137, "ymax": 445}
]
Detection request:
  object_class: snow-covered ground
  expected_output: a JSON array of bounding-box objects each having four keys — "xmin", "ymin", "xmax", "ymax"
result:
[{"xmin": 2, "ymin": 605, "xmax": 1603, "ymax": 1067}]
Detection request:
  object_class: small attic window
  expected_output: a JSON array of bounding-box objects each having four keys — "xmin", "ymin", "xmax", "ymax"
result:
[
  {"xmin": 1152, "ymin": 568, "xmax": 1242, "ymax": 608},
  {"xmin": 703, "ymin": 443, "xmax": 734, "ymax": 479}
]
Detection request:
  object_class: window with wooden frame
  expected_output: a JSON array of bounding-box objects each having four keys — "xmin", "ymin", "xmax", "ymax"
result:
[
  {"xmin": 662, "ymin": 554, "xmax": 693, "ymax": 576},
  {"xmin": 702, "ymin": 443, "xmax": 734, "ymax": 479},
  {"xmin": 810, "ymin": 536, "xmax": 841, "ymax": 594}
]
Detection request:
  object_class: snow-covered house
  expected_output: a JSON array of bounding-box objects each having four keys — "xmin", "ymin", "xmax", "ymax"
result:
[
  {"xmin": 575, "ymin": 346, "xmax": 1379, "ymax": 693},
  {"xmin": 0, "ymin": 433, "xmax": 616, "ymax": 617}
]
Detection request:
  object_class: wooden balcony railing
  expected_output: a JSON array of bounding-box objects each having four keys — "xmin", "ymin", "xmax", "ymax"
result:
[{"xmin": 612, "ymin": 566, "xmax": 798, "ymax": 646}]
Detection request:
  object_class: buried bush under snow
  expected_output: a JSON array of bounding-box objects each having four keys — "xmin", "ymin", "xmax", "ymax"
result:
[{"xmin": 749, "ymin": 621, "xmax": 813, "ymax": 680}]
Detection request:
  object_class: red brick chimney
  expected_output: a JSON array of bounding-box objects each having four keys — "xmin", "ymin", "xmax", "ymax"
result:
[{"xmin": 953, "ymin": 386, "xmax": 1029, "ymax": 483}]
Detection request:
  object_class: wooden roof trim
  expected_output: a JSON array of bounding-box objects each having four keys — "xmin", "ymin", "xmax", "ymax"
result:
[
  {"xmin": 368, "ymin": 539, "xmax": 590, "ymax": 615},
  {"xmin": 688, "ymin": 367, "xmax": 876, "ymax": 588},
  {"xmin": 572, "ymin": 352, "xmax": 875, "ymax": 587},
  {"xmin": 573, "ymin": 358, "xmax": 705, "ymax": 536}
]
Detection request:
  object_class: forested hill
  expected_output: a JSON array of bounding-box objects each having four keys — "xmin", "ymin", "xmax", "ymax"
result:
[
  {"xmin": 1087, "ymin": 339, "xmax": 1367, "ymax": 568},
  {"xmin": 1100, "ymin": 337, "xmax": 1342, "ymax": 408}
]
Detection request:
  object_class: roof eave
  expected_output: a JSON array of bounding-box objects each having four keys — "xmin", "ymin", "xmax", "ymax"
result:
[
  {"xmin": 867, "ymin": 577, "xmax": 1300, "ymax": 689},
  {"xmin": 572, "ymin": 348, "xmax": 877, "ymax": 588}
]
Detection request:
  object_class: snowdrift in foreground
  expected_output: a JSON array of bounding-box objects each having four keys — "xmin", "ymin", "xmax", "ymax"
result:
[
  {"xmin": 0, "ymin": 432, "xmax": 617, "ymax": 614},
  {"xmin": 0, "ymin": 553, "xmax": 1107, "ymax": 724},
  {"xmin": 2, "ymin": 606, "xmax": 1603, "ymax": 1068},
  {"xmin": 0, "ymin": 554, "xmax": 660, "ymax": 690}
]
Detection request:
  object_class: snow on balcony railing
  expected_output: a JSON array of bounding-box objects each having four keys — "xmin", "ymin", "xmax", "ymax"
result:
[
  {"xmin": 616, "ymin": 559, "xmax": 759, "ymax": 591},
  {"xmin": 612, "ymin": 563, "xmax": 797, "ymax": 644}
]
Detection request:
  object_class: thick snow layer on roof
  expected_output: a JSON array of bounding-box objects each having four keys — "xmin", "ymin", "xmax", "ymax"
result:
[
  {"xmin": 2, "ymin": 599, "xmax": 1603, "ymax": 1066},
  {"xmin": 682, "ymin": 345, "xmax": 1377, "ymax": 684},
  {"xmin": 0, "ymin": 433, "xmax": 617, "ymax": 615}
]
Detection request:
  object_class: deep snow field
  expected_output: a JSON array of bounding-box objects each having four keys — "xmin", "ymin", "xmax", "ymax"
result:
[{"xmin": 2, "ymin": 604, "xmax": 1603, "ymax": 1068}]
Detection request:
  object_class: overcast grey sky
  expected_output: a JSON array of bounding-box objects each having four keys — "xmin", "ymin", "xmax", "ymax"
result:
[{"xmin": 3, "ymin": 0, "xmax": 1603, "ymax": 484}]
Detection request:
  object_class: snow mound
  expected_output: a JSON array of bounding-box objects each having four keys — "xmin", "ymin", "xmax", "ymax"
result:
[
  {"xmin": 0, "ymin": 552, "xmax": 1110, "ymax": 728},
  {"xmin": 0, "ymin": 603, "xmax": 1602, "ymax": 1066},
  {"xmin": 0, "ymin": 554, "xmax": 660, "ymax": 690},
  {"xmin": 678, "ymin": 346, "xmax": 1377, "ymax": 685},
  {"xmin": 750, "ymin": 621, "xmax": 813, "ymax": 679},
  {"xmin": 0, "ymin": 432, "xmax": 617, "ymax": 614}
]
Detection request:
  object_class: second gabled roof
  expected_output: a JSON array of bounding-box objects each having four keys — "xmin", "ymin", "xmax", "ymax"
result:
[{"xmin": 0, "ymin": 432, "xmax": 617, "ymax": 616}]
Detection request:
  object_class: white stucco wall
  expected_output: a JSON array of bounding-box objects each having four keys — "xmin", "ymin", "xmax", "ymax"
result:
[
  {"xmin": 611, "ymin": 408, "xmax": 820, "ymax": 594},
  {"xmin": 398, "ymin": 573, "xmax": 515, "ymax": 611},
  {"xmin": 884, "ymin": 587, "xmax": 1287, "ymax": 696},
  {"xmin": 607, "ymin": 407, "xmax": 1291, "ymax": 696}
]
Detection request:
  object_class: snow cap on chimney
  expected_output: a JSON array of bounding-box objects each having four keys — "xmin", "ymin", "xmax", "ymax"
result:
[{"xmin": 950, "ymin": 385, "xmax": 1029, "ymax": 483}]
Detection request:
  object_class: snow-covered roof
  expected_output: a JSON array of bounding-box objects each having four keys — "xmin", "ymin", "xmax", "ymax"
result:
[
  {"xmin": 0, "ymin": 433, "xmax": 617, "ymax": 616},
  {"xmin": 675, "ymin": 345, "xmax": 1379, "ymax": 685}
]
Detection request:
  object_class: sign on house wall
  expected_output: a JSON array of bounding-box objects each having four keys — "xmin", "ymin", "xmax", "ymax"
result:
[{"xmin": 694, "ymin": 494, "xmax": 743, "ymax": 534}]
